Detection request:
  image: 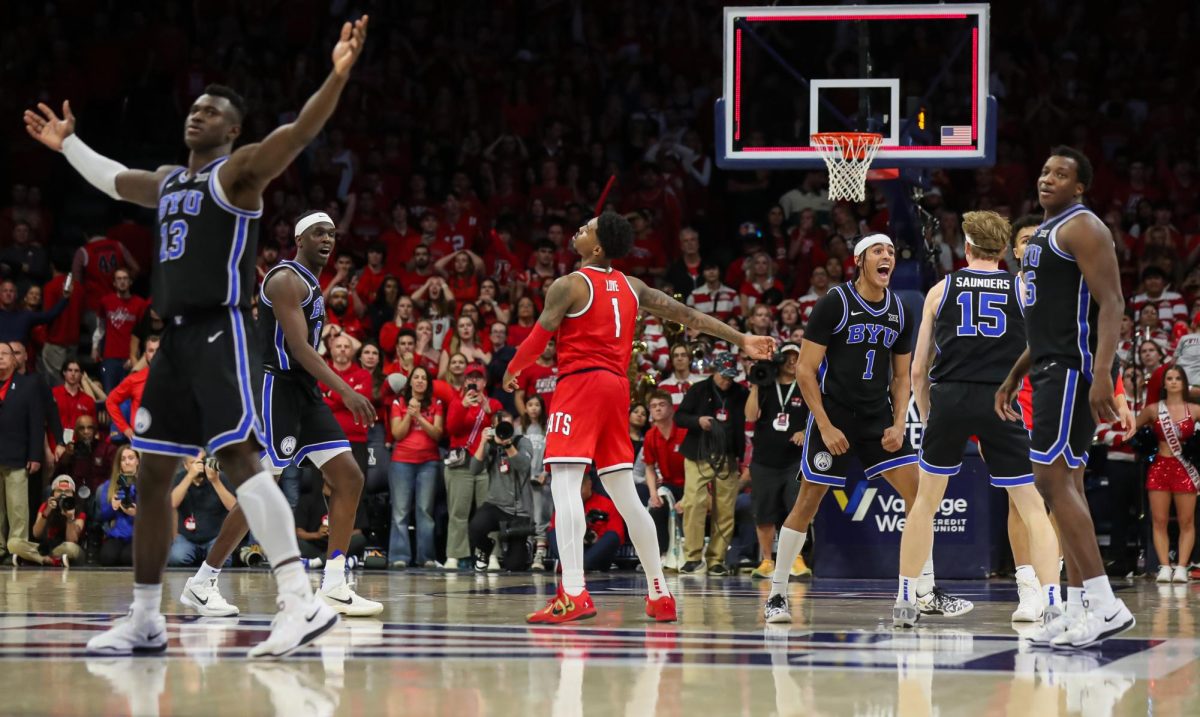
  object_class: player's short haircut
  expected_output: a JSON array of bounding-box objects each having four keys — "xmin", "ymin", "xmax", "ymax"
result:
[
  {"xmin": 960, "ymin": 211, "xmax": 1011, "ymax": 260},
  {"xmin": 203, "ymin": 84, "xmax": 247, "ymax": 123},
  {"xmin": 596, "ymin": 211, "xmax": 634, "ymax": 259},
  {"xmin": 1050, "ymin": 145, "xmax": 1093, "ymax": 190},
  {"xmin": 647, "ymin": 390, "xmax": 672, "ymax": 406},
  {"xmin": 1010, "ymin": 214, "xmax": 1041, "ymax": 249}
]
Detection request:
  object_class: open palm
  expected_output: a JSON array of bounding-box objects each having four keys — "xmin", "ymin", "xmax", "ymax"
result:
[
  {"xmin": 24, "ymin": 101, "xmax": 76, "ymax": 152},
  {"xmin": 331, "ymin": 16, "xmax": 369, "ymax": 77}
]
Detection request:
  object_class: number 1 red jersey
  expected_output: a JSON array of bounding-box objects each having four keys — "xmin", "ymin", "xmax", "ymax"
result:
[{"xmin": 555, "ymin": 266, "xmax": 640, "ymax": 378}]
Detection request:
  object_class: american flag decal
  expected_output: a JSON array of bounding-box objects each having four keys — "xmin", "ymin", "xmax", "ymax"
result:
[{"xmin": 940, "ymin": 126, "xmax": 972, "ymax": 146}]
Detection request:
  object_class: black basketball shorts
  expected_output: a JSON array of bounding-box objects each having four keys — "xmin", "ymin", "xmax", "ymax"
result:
[
  {"xmin": 919, "ymin": 382, "xmax": 1033, "ymax": 487},
  {"xmin": 1029, "ymin": 361, "xmax": 1095, "ymax": 470},
  {"xmin": 260, "ymin": 371, "xmax": 350, "ymax": 474},
  {"xmin": 132, "ymin": 308, "xmax": 264, "ymax": 457},
  {"xmin": 800, "ymin": 399, "xmax": 916, "ymax": 488}
]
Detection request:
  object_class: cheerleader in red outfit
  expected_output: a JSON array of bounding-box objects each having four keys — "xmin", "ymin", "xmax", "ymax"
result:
[{"xmin": 1134, "ymin": 365, "xmax": 1200, "ymax": 583}]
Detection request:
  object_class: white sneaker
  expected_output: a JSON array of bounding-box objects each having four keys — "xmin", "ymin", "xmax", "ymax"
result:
[
  {"xmin": 764, "ymin": 594, "xmax": 792, "ymax": 623},
  {"xmin": 86, "ymin": 610, "xmax": 168, "ymax": 655},
  {"xmin": 1011, "ymin": 578, "xmax": 1044, "ymax": 622},
  {"xmin": 1156, "ymin": 565, "xmax": 1172, "ymax": 583},
  {"xmin": 179, "ymin": 576, "xmax": 240, "ymax": 617},
  {"xmin": 1025, "ymin": 606, "xmax": 1074, "ymax": 647},
  {"xmin": 1172, "ymin": 565, "xmax": 1189, "ymax": 583},
  {"xmin": 916, "ymin": 587, "xmax": 974, "ymax": 616},
  {"xmin": 319, "ymin": 582, "xmax": 383, "ymax": 617},
  {"xmin": 487, "ymin": 554, "xmax": 501, "ymax": 572},
  {"xmin": 248, "ymin": 593, "xmax": 340, "ymax": 659},
  {"xmin": 442, "ymin": 558, "xmax": 459, "ymax": 571},
  {"xmin": 1051, "ymin": 599, "xmax": 1135, "ymax": 649}
]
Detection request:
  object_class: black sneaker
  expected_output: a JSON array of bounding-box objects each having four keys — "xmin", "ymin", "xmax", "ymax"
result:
[
  {"xmin": 708, "ymin": 563, "xmax": 731, "ymax": 576},
  {"xmin": 473, "ymin": 549, "xmax": 489, "ymax": 572},
  {"xmin": 764, "ymin": 594, "xmax": 792, "ymax": 623},
  {"xmin": 679, "ymin": 560, "xmax": 707, "ymax": 575},
  {"xmin": 916, "ymin": 587, "xmax": 974, "ymax": 616}
]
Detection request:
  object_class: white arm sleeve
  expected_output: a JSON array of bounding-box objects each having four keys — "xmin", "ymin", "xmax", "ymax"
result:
[{"xmin": 61, "ymin": 134, "xmax": 128, "ymax": 201}]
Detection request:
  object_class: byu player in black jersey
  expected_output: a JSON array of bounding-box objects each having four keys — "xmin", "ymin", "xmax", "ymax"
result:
[
  {"xmin": 179, "ymin": 211, "xmax": 382, "ymax": 620},
  {"xmin": 25, "ymin": 17, "xmax": 370, "ymax": 658},
  {"xmin": 893, "ymin": 211, "xmax": 1059, "ymax": 628},
  {"xmin": 996, "ymin": 146, "xmax": 1135, "ymax": 648},
  {"xmin": 762, "ymin": 235, "xmax": 972, "ymax": 624}
]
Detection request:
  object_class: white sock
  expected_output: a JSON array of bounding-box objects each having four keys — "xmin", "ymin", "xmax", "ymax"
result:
[
  {"xmin": 897, "ymin": 575, "xmax": 918, "ymax": 605},
  {"xmin": 1043, "ymin": 584, "xmax": 1060, "ymax": 610},
  {"xmin": 916, "ymin": 556, "xmax": 935, "ymax": 596},
  {"xmin": 600, "ymin": 469, "xmax": 669, "ymax": 600},
  {"xmin": 194, "ymin": 562, "xmax": 221, "ymax": 583},
  {"xmin": 770, "ymin": 528, "xmax": 806, "ymax": 598},
  {"xmin": 323, "ymin": 554, "xmax": 347, "ymax": 590},
  {"xmin": 133, "ymin": 583, "xmax": 162, "ymax": 615},
  {"xmin": 235, "ymin": 471, "xmax": 309, "ymax": 598},
  {"xmin": 1014, "ymin": 564, "xmax": 1036, "ymax": 583},
  {"xmin": 1066, "ymin": 586, "xmax": 1085, "ymax": 616},
  {"xmin": 1082, "ymin": 575, "xmax": 1115, "ymax": 607},
  {"xmin": 550, "ymin": 464, "xmax": 587, "ymax": 596}
]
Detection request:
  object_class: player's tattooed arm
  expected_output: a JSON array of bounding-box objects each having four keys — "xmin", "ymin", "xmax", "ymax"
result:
[
  {"xmin": 910, "ymin": 279, "xmax": 945, "ymax": 422},
  {"xmin": 628, "ymin": 276, "xmax": 775, "ymax": 359},
  {"xmin": 223, "ymin": 17, "xmax": 369, "ymax": 199}
]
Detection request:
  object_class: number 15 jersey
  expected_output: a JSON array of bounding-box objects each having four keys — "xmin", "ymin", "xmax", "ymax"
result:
[
  {"xmin": 554, "ymin": 266, "xmax": 639, "ymax": 378},
  {"xmin": 803, "ymin": 283, "xmax": 912, "ymax": 411}
]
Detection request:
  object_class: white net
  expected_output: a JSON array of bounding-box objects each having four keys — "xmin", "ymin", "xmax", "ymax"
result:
[{"xmin": 811, "ymin": 132, "xmax": 883, "ymax": 202}]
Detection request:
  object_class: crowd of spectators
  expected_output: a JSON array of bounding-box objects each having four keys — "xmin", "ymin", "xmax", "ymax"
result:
[{"xmin": 0, "ymin": 1, "xmax": 1198, "ymax": 575}]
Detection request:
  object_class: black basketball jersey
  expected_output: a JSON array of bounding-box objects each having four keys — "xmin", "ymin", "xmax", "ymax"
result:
[
  {"xmin": 154, "ymin": 157, "xmax": 261, "ymax": 318},
  {"xmin": 1021, "ymin": 204, "xmax": 1105, "ymax": 381},
  {"xmin": 803, "ymin": 282, "xmax": 913, "ymax": 411},
  {"xmin": 259, "ymin": 260, "xmax": 325, "ymax": 388},
  {"xmin": 929, "ymin": 268, "xmax": 1026, "ymax": 384}
]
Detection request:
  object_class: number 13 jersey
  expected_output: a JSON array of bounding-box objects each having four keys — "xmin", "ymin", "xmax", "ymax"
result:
[
  {"xmin": 802, "ymin": 282, "xmax": 912, "ymax": 410},
  {"xmin": 554, "ymin": 266, "xmax": 639, "ymax": 378}
]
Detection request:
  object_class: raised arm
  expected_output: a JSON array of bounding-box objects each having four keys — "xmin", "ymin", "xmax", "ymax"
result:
[
  {"xmin": 24, "ymin": 100, "xmax": 177, "ymax": 208},
  {"xmin": 626, "ymin": 275, "xmax": 775, "ymax": 359},
  {"xmin": 911, "ymin": 280, "xmax": 944, "ymax": 422},
  {"xmin": 221, "ymin": 17, "xmax": 369, "ymax": 199}
]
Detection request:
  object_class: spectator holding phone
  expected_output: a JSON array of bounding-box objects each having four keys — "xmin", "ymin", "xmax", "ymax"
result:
[
  {"xmin": 95, "ymin": 445, "xmax": 139, "ymax": 566},
  {"xmin": 31, "ymin": 475, "xmax": 84, "ymax": 566},
  {"xmin": 443, "ymin": 364, "xmax": 501, "ymax": 570}
]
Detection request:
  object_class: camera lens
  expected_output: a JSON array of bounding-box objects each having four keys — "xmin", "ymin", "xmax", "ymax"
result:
[
  {"xmin": 494, "ymin": 421, "xmax": 515, "ymax": 441},
  {"xmin": 59, "ymin": 496, "xmax": 76, "ymax": 512}
]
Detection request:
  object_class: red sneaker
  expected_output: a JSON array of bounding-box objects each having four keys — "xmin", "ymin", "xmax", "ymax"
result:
[
  {"xmin": 526, "ymin": 586, "xmax": 597, "ymax": 624},
  {"xmin": 644, "ymin": 594, "xmax": 678, "ymax": 622}
]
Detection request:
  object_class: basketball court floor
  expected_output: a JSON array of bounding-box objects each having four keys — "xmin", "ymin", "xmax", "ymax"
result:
[{"xmin": 0, "ymin": 569, "xmax": 1196, "ymax": 716}]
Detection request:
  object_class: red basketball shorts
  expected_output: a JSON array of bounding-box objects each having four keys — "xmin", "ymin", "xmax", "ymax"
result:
[{"xmin": 543, "ymin": 369, "xmax": 634, "ymax": 476}]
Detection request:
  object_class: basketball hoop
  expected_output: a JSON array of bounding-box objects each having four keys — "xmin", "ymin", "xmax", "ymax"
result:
[{"xmin": 811, "ymin": 132, "xmax": 884, "ymax": 202}]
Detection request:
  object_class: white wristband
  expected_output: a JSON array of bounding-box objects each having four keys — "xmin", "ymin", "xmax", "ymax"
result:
[{"xmin": 61, "ymin": 134, "xmax": 127, "ymax": 201}]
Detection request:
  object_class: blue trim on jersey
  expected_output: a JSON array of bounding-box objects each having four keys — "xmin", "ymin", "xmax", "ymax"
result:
[
  {"xmin": 285, "ymin": 259, "xmax": 321, "ymax": 287},
  {"xmin": 224, "ymin": 214, "xmax": 250, "ymax": 306},
  {"xmin": 259, "ymin": 374, "xmax": 289, "ymax": 469},
  {"xmin": 274, "ymin": 323, "xmax": 290, "ymax": 370},
  {"xmin": 846, "ymin": 281, "xmax": 890, "ymax": 317},
  {"xmin": 130, "ymin": 436, "xmax": 202, "ymax": 457},
  {"xmin": 800, "ymin": 413, "xmax": 845, "ymax": 487},
  {"xmin": 1063, "ymin": 441, "xmax": 1088, "ymax": 469},
  {"xmin": 960, "ymin": 268, "xmax": 1009, "ymax": 275},
  {"xmin": 259, "ymin": 261, "xmax": 316, "ymax": 310},
  {"xmin": 864, "ymin": 454, "xmax": 918, "ymax": 479},
  {"xmin": 1030, "ymin": 369, "xmax": 1078, "ymax": 466},
  {"xmin": 831, "ymin": 286, "xmax": 849, "ymax": 334},
  {"xmin": 208, "ymin": 308, "xmax": 262, "ymax": 453},
  {"xmin": 1044, "ymin": 204, "xmax": 1088, "ymax": 261},
  {"xmin": 917, "ymin": 456, "xmax": 961, "ymax": 476},
  {"xmin": 1077, "ymin": 278, "xmax": 1093, "ymax": 382},
  {"xmin": 206, "ymin": 158, "xmax": 264, "ymax": 218},
  {"xmin": 991, "ymin": 473, "xmax": 1035, "ymax": 488},
  {"xmin": 817, "ymin": 357, "xmax": 828, "ymax": 393},
  {"xmin": 294, "ymin": 440, "xmax": 352, "ymax": 464},
  {"xmin": 180, "ymin": 156, "xmax": 226, "ymax": 183}
]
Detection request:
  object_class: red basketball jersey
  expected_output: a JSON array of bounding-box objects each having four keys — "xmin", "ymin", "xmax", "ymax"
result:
[{"xmin": 555, "ymin": 266, "xmax": 639, "ymax": 377}]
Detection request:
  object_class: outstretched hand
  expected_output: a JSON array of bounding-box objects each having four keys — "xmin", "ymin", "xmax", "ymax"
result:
[
  {"xmin": 332, "ymin": 16, "xmax": 369, "ymax": 77},
  {"xmin": 24, "ymin": 101, "xmax": 76, "ymax": 152},
  {"xmin": 740, "ymin": 334, "xmax": 777, "ymax": 361},
  {"xmin": 502, "ymin": 372, "xmax": 520, "ymax": 393}
]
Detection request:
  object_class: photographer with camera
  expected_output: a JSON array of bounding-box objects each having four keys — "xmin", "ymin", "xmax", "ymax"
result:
[
  {"xmin": 444, "ymin": 364, "xmax": 502, "ymax": 569},
  {"xmin": 168, "ymin": 452, "xmax": 237, "ymax": 567},
  {"xmin": 674, "ymin": 351, "xmax": 749, "ymax": 575},
  {"xmin": 547, "ymin": 473, "xmax": 626, "ymax": 572},
  {"xmin": 744, "ymin": 342, "xmax": 811, "ymax": 580},
  {"xmin": 467, "ymin": 410, "xmax": 535, "ymax": 571},
  {"xmin": 95, "ymin": 445, "xmax": 139, "ymax": 566},
  {"xmin": 31, "ymin": 475, "xmax": 85, "ymax": 566}
]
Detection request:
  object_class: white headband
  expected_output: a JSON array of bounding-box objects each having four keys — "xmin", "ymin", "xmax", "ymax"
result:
[
  {"xmin": 295, "ymin": 212, "xmax": 335, "ymax": 238},
  {"xmin": 964, "ymin": 232, "xmax": 981, "ymax": 248},
  {"xmin": 854, "ymin": 233, "xmax": 894, "ymax": 258}
]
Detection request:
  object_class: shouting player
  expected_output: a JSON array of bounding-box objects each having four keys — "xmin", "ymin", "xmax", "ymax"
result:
[
  {"xmin": 179, "ymin": 211, "xmax": 382, "ymax": 620},
  {"xmin": 25, "ymin": 16, "xmax": 369, "ymax": 658},
  {"xmin": 764, "ymin": 235, "xmax": 972, "ymax": 624},
  {"xmin": 894, "ymin": 211, "xmax": 1059, "ymax": 628},
  {"xmin": 996, "ymin": 147, "xmax": 1135, "ymax": 647},
  {"xmin": 503, "ymin": 212, "xmax": 775, "ymax": 624}
]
